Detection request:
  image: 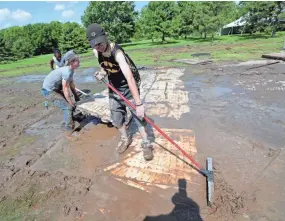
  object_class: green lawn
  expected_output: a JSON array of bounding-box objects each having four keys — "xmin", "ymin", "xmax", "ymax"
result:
[{"xmin": 1, "ymin": 32, "xmax": 284, "ymax": 77}]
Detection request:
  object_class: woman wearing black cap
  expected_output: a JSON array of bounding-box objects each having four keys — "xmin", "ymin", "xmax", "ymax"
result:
[
  {"xmin": 50, "ymin": 49, "xmax": 65, "ymax": 70},
  {"xmin": 86, "ymin": 23, "xmax": 153, "ymax": 161}
]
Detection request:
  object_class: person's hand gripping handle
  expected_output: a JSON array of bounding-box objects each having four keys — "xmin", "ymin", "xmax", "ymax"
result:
[{"xmin": 94, "ymin": 71, "xmax": 107, "ymax": 81}]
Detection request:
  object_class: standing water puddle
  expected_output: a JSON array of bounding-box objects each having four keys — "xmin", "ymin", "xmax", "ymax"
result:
[
  {"xmin": 214, "ymin": 87, "xmax": 232, "ymax": 96},
  {"xmin": 15, "ymin": 74, "xmax": 97, "ymax": 84},
  {"xmin": 15, "ymin": 67, "xmax": 98, "ymax": 83},
  {"xmin": 16, "ymin": 75, "xmax": 45, "ymax": 83}
]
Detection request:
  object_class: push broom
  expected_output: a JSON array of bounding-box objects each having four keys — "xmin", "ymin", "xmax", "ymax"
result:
[{"xmin": 96, "ymin": 75, "xmax": 214, "ymax": 206}]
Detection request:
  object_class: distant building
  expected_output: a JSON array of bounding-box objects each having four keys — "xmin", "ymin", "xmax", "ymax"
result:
[
  {"xmin": 221, "ymin": 14, "xmax": 285, "ymax": 35},
  {"xmin": 221, "ymin": 16, "xmax": 247, "ymax": 35}
]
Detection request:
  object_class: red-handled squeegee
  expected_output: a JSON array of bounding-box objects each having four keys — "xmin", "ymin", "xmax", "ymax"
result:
[{"xmin": 99, "ymin": 77, "xmax": 214, "ymax": 207}]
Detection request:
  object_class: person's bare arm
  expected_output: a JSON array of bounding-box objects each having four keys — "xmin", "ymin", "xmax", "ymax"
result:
[
  {"xmin": 50, "ymin": 59, "xmax": 54, "ymax": 70},
  {"xmin": 70, "ymin": 81, "xmax": 80, "ymax": 101},
  {"xmin": 93, "ymin": 49, "xmax": 107, "ymax": 80},
  {"xmin": 62, "ymin": 80, "xmax": 74, "ymax": 106},
  {"xmin": 115, "ymin": 51, "xmax": 141, "ymax": 105}
]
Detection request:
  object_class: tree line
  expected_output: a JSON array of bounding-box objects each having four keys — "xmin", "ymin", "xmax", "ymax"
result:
[
  {"xmin": 1, "ymin": 1, "xmax": 285, "ymax": 63},
  {"xmin": 0, "ymin": 21, "xmax": 88, "ymax": 63}
]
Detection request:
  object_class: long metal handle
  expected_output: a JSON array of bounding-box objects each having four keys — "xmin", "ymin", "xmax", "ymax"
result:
[{"xmin": 75, "ymin": 88, "xmax": 89, "ymax": 96}]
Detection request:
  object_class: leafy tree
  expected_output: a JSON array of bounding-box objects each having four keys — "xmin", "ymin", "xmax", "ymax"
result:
[
  {"xmin": 136, "ymin": 1, "xmax": 179, "ymax": 42},
  {"xmin": 59, "ymin": 22, "xmax": 89, "ymax": 53},
  {"xmin": 12, "ymin": 37, "xmax": 34, "ymax": 59},
  {"xmin": 50, "ymin": 21, "xmax": 63, "ymax": 50},
  {"xmin": 240, "ymin": 1, "xmax": 285, "ymax": 36},
  {"xmin": 2, "ymin": 26, "xmax": 23, "ymax": 49},
  {"xmin": 81, "ymin": 1, "xmax": 137, "ymax": 43},
  {"xmin": 208, "ymin": 1, "xmax": 239, "ymax": 41},
  {"xmin": 29, "ymin": 24, "xmax": 53, "ymax": 55},
  {"xmin": 2, "ymin": 26, "xmax": 34, "ymax": 59},
  {"xmin": 176, "ymin": 2, "xmax": 196, "ymax": 39},
  {"xmin": 192, "ymin": 2, "xmax": 239, "ymax": 40},
  {"xmin": 0, "ymin": 31, "xmax": 14, "ymax": 63},
  {"xmin": 135, "ymin": 6, "xmax": 160, "ymax": 42},
  {"xmin": 192, "ymin": 2, "xmax": 210, "ymax": 39},
  {"xmin": 271, "ymin": 2, "xmax": 285, "ymax": 37},
  {"xmin": 0, "ymin": 21, "xmax": 89, "ymax": 62}
]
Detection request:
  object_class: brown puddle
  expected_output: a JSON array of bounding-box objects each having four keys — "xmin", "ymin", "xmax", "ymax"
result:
[{"xmin": 69, "ymin": 124, "xmax": 119, "ymax": 178}]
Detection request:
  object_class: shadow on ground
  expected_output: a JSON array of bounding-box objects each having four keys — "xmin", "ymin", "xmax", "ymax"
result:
[{"xmin": 144, "ymin": 179, "xmax": 203, "ymax": 221}]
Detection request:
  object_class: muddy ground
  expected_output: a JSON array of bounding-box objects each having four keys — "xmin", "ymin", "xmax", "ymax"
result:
[{"xmin": 1, "ymin": 59, "xmax": 285, "ymax": 221}]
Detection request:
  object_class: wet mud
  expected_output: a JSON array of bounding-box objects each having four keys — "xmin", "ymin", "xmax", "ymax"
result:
[{"xmin": 1, "ymin": 61, "xmax": 285, "ymax": 220}]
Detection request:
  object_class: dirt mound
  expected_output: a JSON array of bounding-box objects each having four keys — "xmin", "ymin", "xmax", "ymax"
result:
[{"xmin": 209, "ymin": 166, "xmax": 244, "ymax": 220}]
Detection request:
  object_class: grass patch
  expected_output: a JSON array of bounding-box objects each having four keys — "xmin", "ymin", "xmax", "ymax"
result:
[
  {"xmin": 1, "ymin": 32, "xmax": 284, "ymax": 77},
  {"xmin": 0, "ymin": 185, "xmax": 43, "ymax": 221}
]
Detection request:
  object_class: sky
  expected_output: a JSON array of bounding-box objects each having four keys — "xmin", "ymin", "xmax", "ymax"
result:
[{"xmin": 0, "ymin": 1, "xmax": 149, "ymax": 30}]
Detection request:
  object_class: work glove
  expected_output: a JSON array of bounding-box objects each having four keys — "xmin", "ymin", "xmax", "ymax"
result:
[
  {"xmin": 136, "ymin": 103, "xmax": 145, "ymax": 119},
  {"xmin": 94, "ymin": 71, "xmax": 107, "ymax": 81}
]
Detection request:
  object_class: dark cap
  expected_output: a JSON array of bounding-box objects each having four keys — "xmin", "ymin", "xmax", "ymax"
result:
[
  {"xmin": 53, "ymin": 48, "xmax": 61, "ymax": 55},
  {"xmin": 86, "ymin": 23, "xmax": 107, "ymax": 48}
]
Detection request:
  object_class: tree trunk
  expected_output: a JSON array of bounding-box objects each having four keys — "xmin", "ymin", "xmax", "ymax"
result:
[
  {"xmin": 162, "ymin": 32, "xmax": 165, "ymax": 42},
  {"xmin": 271, "ymin": 29, "xmax": 276, "ymax": 38},
  {"xmin": 249, "ymin": 26, "xmax": 253, "ymax": 35},
  {"xmin": 211, "ymin": 33, "xmax": 214, "ymax": 42},
  {"xmin": 271, "ymin": 23, "xmax": 276, "ymax": 38},
  {"xmin": 204, "ymin": 32, "xmax": 207, "ymax": 39},
  {"xmin": 241, "ymin": 25, "xmax": 246, "ymax": 35},
  {"xmin": 200, "ymin": 32, "xmax": 203, "ymax": 39}
]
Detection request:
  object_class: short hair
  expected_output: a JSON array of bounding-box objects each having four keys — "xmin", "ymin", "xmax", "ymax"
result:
[
  {"xmin": 64, "ymin": 50, "xmax": 79, "ymax": 65},
  {"xmin": 66, "ymin": 55, "xmax": 79, "ymax": 65}
]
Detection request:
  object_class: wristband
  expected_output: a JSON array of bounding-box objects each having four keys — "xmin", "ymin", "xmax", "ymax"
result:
[{"xmin": 136, "ymin": 103, "xmax": 143, "ymax": 107}]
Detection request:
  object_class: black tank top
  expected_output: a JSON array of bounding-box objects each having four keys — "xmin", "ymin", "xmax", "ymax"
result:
[{"xmin": 98, "ymin": 43, "xmax": 141, "ymax": 99}]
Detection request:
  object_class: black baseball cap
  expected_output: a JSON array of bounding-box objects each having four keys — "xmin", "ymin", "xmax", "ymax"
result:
[{"xmin": 86, "ymin": 23, "xmax": 107, "ymax": 48}]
